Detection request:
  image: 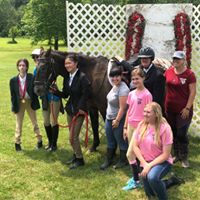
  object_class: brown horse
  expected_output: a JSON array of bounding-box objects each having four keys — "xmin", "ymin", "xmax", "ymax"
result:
[{"xmin": 34, "ymin": 49, "xmax": 118, "ymax": 151}]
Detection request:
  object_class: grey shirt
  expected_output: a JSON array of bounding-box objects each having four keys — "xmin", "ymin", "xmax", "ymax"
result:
[{"xmin": 106, "ymin": 81, "xmax": 130, "ymax": 120}]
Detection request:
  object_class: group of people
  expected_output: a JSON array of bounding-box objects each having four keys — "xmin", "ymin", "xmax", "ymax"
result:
[{"xmin": 9, "ymin": 46, "xmax": 196, "ymax": 200}]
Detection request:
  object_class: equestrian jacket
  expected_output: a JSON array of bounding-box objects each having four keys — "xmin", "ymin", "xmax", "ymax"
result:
[
  {"xmin": 54, "ymin": 69, "xmax": 91, "ymax": 116},
  {"xmin": 9, "ymin": 73, "xmax": 40, "ymax": 113},
  {"xmin": 142, "ymin": 64, "xmax": 165, "ymax": 109}
]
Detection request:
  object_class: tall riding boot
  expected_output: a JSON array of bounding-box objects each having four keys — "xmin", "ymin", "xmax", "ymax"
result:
[
  {"xmin": 49, "ymin": 124, "xmax": 59, "ymax": 152},
  {"xmin": 44, "ymin": 125, "xmax": 52, "ymax": 150},
  {"xmin": 100, "ymin": 148, "xmax": 116, "ymax": 170},
  {"xmin": 113, "ymin": 149, "xmax": 128, "ymax": 169}
]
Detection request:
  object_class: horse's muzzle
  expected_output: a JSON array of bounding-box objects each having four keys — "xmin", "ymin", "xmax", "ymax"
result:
[{"xmin": 34, "ymin": 85, "xmax": 46, "ymax": 97}]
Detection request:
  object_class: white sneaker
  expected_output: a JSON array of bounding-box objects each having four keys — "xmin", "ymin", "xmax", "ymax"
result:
[{"xmin": 181, "ymin": 160, "xmax": 190, "ymax": 168}]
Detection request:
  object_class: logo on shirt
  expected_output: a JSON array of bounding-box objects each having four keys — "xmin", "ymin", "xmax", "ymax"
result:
[
  {"xmin": 137, "ymin": 98, "xmax": 142, "ymax": 104},
  {"xmin": 180, "ymin": 78, "xmax": 186, "ymax": 85}
]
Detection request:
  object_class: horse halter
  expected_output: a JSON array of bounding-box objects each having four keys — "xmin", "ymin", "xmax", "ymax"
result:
[{"xmin": 34, "ymin": 57, "xmax": 57, "ymax": 90}]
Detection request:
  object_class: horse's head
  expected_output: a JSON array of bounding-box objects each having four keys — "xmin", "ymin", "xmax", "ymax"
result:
[
  {"xmin": 107, "ymin": 57, "xmax": 131, "ymax": 86},
  {"xmin": 34, "ymin": 48, "xmax": 57, "ymax": 96}
]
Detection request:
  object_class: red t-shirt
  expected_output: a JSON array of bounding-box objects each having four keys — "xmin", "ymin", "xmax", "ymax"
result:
[{"xmin": 164, "ymin": 67, "xmax": 196, "ymax": 113}]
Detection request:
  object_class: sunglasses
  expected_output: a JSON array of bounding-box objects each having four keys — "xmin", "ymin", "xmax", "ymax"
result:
[
  {"xmin": 32, "ymin": 55, "xmax": 39, "ymax": 59},
  {"xmin": 173, "ymin": 57, "xmax": 182, "ymax": 60}
]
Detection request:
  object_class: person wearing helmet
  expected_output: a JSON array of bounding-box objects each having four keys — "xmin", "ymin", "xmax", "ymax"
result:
[
  {"xmin": 32, "ymin": 48, "xmax": 61, "ymax": 152},
  {"xmin": 138, "ymin": 47, "xmax": 165, "ymax": 111},
  {"xmin": 116, "ymin": 47, "xmax": 165, "ymax": 111}
]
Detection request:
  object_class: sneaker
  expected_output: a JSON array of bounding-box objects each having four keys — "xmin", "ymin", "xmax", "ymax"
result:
[
  {"xmin": 173, "ymin": 156, "xmax": 179, "ymax": 163},
  {"xmin": 122, "ymin": 180, "xmax": 141, "ymax": 191},
  {"xmin": 126, "ymin": 177, "xmax": 134, "ymax": 185},
  {"xmin": 181, "ymin": 160, "xmax": 190, "ymax": 168}
]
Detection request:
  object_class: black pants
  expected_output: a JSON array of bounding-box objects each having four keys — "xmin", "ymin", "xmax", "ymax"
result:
[{"xmin": 172, "ymin": 122, "xmax": 190, "ymax": 160}]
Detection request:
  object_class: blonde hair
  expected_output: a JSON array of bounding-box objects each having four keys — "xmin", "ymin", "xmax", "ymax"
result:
[
  {"xmin": 131, "ymin": 67, "xmax": 145, "ymax": 78},
  {"xmin": 139, "ymin": 102, "xmax": 167, "ymax": 146}
]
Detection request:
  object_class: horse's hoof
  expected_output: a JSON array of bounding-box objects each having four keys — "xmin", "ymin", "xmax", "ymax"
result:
[
  {"xmin": 89, "ymin": 145, "xmax": 98, "ymax": 153},
  {"xmin": 89, "ymin": 147, "xmax": 97, "ymax": 153}
]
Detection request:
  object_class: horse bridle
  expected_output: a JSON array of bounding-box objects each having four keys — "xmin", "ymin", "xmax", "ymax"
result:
[{"xmin": 34, "ymin": 57, "xmax": 57, "ymax": 90}]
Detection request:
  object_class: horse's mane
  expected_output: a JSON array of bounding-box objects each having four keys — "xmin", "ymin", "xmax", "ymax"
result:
[{"xmin": 48, "ymin": 50, "xmax": 99, "ymax": 69}]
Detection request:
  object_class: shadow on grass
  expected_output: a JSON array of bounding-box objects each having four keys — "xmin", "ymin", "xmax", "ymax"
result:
[{"xmin": 22, "ymin": 147, "xmax": 70, "ymax": 164}]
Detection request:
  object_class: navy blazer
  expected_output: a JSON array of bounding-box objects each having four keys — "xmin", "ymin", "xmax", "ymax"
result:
[
  {"xmin": 142, "ymin": 64, "xmax": 166, "ymax": 110},
  {"xmin": 9, "ymin": 73, "xmax": 40, "ymax": 113},
  {"xmin": 54, "ymin": 69, "xmax": 91, "ymax": 116}
]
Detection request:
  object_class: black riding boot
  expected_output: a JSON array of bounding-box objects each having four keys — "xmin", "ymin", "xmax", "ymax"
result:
[
  {"xmin": 113, "ymin": 149, "xmax": 128, "ymax": 169},
  {"xmin": 44, "ymin": 125, "xmax": 52, "ymax": 150},
  {"xmin": 100, "ymin": 148, "xmax": 116, "ymax": 170},
  {"xmin": 49, "ymin": 124, "xmax": 59, "ymax": 152}
]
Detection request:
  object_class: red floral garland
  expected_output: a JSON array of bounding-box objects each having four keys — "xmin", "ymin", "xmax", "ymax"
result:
[
  {"xmin": 173, "ymin": 12, "xmax": 192, "ymax": 67},
  {"xmin": 125, "ymin": 12, "xmax": 145, "ymax": 60}
]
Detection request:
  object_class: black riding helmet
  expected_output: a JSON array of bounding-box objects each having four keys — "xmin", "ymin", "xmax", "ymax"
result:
[{"xmin": 138, "ymin": 47, "xmax": 155, "ymax": 61}]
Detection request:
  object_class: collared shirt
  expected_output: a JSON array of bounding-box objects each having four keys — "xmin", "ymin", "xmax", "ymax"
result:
[
  {"xmin": 18, "ymin": 74, "xmax": 30, "ymax": 99},
  {"xmin": 69, "ymin": 69, "xmax": 78, "ymax": 86},
  {"xmin": 143, "ymin": 63, "xmax": 153, "ymax": 74}
]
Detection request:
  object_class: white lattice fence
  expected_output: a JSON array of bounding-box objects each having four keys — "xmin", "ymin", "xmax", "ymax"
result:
[
  {"xmin": 66, "ymin": 2, "xmax": 200, "ymax": 135},
  {"xmin": 191, "ymin": 5, "xmax": 200, "ymax": 135},
  {"xmin": 66, "ymin": 2, "xmax": 126, "ymax": 57}
]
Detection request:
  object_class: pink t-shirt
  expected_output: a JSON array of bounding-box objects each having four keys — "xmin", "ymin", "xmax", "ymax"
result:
[
  {"xmin": 127, "ymin": 88, "xmax": 152, "ymax": 128},
  {"xmin": 134, "ymin": 122, "xmax": 173, "ymax": 166}
]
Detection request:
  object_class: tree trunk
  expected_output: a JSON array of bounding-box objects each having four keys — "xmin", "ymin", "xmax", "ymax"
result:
[{"xmin": 54, "ymin": 36, "xmax": 59, "ymax": 50}]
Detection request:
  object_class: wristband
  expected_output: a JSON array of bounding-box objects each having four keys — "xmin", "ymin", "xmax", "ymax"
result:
[{"xmin": 124, "ymin": 127, "xmax": 127, "ymax": 129}]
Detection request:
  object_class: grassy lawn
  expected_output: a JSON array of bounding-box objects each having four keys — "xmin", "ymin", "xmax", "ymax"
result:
[{"xmin": 0, "ymin": 37, "xmax": 200, "ymax": 200}]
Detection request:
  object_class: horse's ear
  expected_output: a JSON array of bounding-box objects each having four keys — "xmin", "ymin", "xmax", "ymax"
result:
[{"xmin": 45, "ymin": 47, "xmax": 52, "ymax": 57}]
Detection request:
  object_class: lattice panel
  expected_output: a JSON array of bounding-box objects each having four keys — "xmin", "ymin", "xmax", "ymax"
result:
[
  {"xmin": 66, "ymin": 2, "xmax": 126, "ymax": 57},
  {"xmin": 191, "ymin": 5, "xmax": 200, "ymax": 135},
  {"xmin": 66, "ymin": 2, "xmax": 200, "ymax": 136}
]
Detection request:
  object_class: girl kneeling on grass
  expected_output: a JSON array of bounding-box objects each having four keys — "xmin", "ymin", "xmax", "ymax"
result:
[
  {"xmin": 122, "ymin": 68, "xmax": 152, "ymax": 191},
  {"xmin": 133, "ymin": 102, "xmax": 173, "ymax": 200}
]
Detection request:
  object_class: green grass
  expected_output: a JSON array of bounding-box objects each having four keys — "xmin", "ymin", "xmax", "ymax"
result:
[{"xmin": 0, "ymin": 37, "xmax": 200, "ymax": 200}]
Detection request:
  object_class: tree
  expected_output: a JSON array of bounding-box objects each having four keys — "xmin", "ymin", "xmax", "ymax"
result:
[
  {"xmin": 0, "ymin": 0, "xmax": 17, "ymax": 36},
  {"xmin": 22, "ymin": 0, "xmax": 67, "ymax": 50},
  {"xmin": 14, "ymin": 0, "xmax": 28, "ymax": 8},
  {"xmin": 8, "ymin": 26, "xmax": 19, "ymax": 43}
]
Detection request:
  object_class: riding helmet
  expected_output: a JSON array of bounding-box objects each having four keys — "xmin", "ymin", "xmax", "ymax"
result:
[{"xmin": 138, "ymin": 47, "xmax": 155, "ymax": 60}]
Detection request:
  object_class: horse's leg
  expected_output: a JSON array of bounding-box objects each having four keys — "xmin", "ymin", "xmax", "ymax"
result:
[{"xmin": 89, "ymin": 106, "xmax": 100, "ymax": 152}]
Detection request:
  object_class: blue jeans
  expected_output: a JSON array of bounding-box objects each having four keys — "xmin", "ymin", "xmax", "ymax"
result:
[
  {"xmin": 105, "ymin": 117, "xmax": 128, "ymax": 151},
  {"xmin": 142, "ymin": 161, "xmax": 171, "ymax": 200}
]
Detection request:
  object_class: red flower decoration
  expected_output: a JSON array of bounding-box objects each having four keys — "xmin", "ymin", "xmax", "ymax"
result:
[
  {"xmin": 173, "ymin": 12, "xmax": 192, "ymax": 68},
  {"xmin": 125, "ymin": 12, "xmax": 146, "ymax": 60}
]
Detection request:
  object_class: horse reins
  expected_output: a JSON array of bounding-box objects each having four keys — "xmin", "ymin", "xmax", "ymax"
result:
[
  {"xmin": 50, "ymin": 101, "xmax": 89, "ymax": 148},
  {"xmin": 36, "ymin": 56, "xmax": 94, "ymax": 148}
]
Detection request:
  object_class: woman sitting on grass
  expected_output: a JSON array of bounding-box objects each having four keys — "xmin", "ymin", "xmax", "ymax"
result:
[{"xmin": 133, "ymin": 102, "xmax": 173, "ymax": 200}]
